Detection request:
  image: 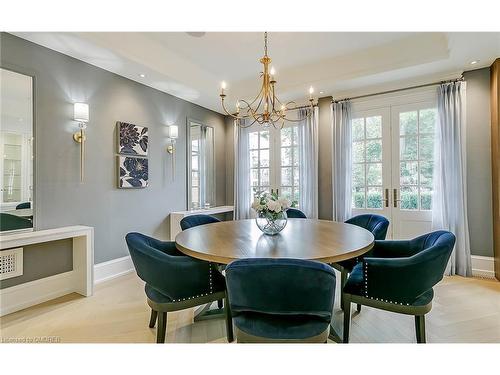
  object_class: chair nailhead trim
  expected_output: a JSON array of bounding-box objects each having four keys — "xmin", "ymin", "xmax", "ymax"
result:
[
  {"xmin": 170, "ymin": 262, "xmax": 215, "ymax": 303},
  {"xmin": 363, "ymin": 262, "xmax": 410, "ymax": 306}
]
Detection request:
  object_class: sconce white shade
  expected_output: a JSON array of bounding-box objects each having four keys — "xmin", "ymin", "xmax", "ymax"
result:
[
  {"xmin": 74, "ymin": 103, "xmax": 89, "ymax": 122},
  {"xmin": 167, "ymin": 125, "xmax": 179, "ymax": 139}
]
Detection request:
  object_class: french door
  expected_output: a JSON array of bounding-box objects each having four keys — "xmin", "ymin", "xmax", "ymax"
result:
[
  {"xmin": 249, "ymin": 124, "xmax": 300, "ymax": 204},
  {"xmin": 351, "ymin": 101, "xmax": 437, "ymax": 239}
]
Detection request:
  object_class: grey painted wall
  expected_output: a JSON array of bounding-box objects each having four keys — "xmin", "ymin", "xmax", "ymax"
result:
[
  {"xmin": 225, "ymin": 71, "xmax": 494, "ymax": 257},
  {"xmin": 463, "ymin": 68, "xmax": 493, "ymax": 257},
  {"xmin": 1, "ymin": 33, "xmax": 227, "ymax": 263},
  {"xmin": 0, "ymin": 239, "xmax": 73, "ymax": 289}
]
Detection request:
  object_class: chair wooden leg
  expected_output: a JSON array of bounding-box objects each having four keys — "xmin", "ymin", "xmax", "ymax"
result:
[
  {"xmin": 415, "ymin": 315, "xmax": 426, "ymax": 343},
  {"xmin": 340, "ymin": 269, "xmax": 348, "ymax": 311},
  {"xmin": 217, "ymin": 299, "xmax": 223, "ymax": 309},
  {"xmin": 356, "ymin": 304, "xmax": 361, "ymax": 313},
  {"xmin": 149, "ymin": 309, "xmax": 158, "ymax": 328},
  {"xmin": 156, "ymin": 312, "xmax": 167, "ymax": 343},
  {"xmin": 224, "ymin": 296, "xmax": 234, "ymax": 342},
  {"xmin": 343, "ymin": 295, "xmax": 352, "ymax": 343}
]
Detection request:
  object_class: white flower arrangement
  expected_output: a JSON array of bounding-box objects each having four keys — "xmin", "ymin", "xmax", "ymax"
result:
[{"xmin": 251, "ymin": 191, "xmax": 292, "ymax": 218}]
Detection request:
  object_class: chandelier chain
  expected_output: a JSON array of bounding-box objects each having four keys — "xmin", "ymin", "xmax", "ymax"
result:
[{"xmin": 264, "ymin": 32, "xmax": 268, "ymax": 56}]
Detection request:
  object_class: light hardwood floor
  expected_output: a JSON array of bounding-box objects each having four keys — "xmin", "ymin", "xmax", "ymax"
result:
[{"xmin": 1, "ymin": 272, "xmax": 499, "ymax": 343}]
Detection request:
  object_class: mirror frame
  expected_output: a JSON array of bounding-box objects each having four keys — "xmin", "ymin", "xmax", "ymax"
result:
[
  {"xmin": 186, "ymin": 117, "xmax": 216, "ymax": 211},
  {"xmin": 0, "ymin": 64, "xmax": 37, "ymax": 233}
]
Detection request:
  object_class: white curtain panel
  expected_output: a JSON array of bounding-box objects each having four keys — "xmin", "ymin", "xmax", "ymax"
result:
[
  {"xmin": 433, "ymin": 81, "xmax": 472, "ymax": 276},
  {"xmin": 331, "ymin": 101, "xmax": 353, "ymax": 222},
  {"xmin": 298, "ymin": 107, "xmax": 319, "ymax": 218},
  {"xmin": 233, "ymin": 119, "xmax": 252, "ymax": 220}
]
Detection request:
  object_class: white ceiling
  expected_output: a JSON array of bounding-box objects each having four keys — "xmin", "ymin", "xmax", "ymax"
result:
[{"xmin": 13, "ymin": 32, "xmax": 500, "ymax": 114}]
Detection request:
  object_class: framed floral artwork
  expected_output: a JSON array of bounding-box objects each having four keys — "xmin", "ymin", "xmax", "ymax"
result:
[
  {"xmin": 117, "ymin": 121, "xmax": 148, "ymax": 156},
  {"xmin": 118, "ymin": 156, "xmax": 149, "ymax": 188}
]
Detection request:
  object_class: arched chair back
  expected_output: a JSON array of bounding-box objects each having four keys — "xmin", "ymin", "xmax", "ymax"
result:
[
  {"xmin": 0, "ymin": 213, "xmax": 33, "ymax": 231},
  {"xmin": 125, "ymin": 232, "xmax": 229, "ymax": 343},
  {"xmin": 225, "ymin": 258, "xmax": 336, "ymax": 343},
  {"xmin": 345, "ymin": 214, "xmax": 389, "ymax": 240},
  {"xmin": 286, "ymin": 208, "xmax": 307, "ymax": 219},
  {"xmin": 16, "ymin": 202, "xmax": 31, "ymax": 210},
  {"xmin": 180, "ymin": 214, "xmax": 220, "ymax": 231}
]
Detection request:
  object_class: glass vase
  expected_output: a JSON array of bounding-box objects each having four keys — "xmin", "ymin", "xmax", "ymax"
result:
[{"xmin": 255, "ymin": 210, "xmax": 288, "ymax": 235}]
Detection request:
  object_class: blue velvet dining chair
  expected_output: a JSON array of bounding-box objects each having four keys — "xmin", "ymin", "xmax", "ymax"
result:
[
  {"xmin": 126, "ymin": 232, "xmax": 233, "ymax": 343},
  {"xmin": 342, "ymin": 230, "xmax": 456, "ymax": 343},
  {"xmin": 0, "ymin": 213, "xmax": 33, "ymax": 231},
  {"xmin": 332, "ymin": 214, "xmax": 390, "ymax": 312},
  {"xmin": 225, "ymin": 258, "xmax": 336, "ymax": 343},
  {"xmin": 15, "ymin": 202, "xmax": 31, "ymax": 210},
  {"xmin": 286, "ymin": 208, "xmax": 307, "ymax": 219},
  {"xmin": 180, "ymin": 214, "xmax": 220, "ymax": 230},
  {"xmin": 180, "ymin": 214, "xmax": 224, "ymax": 309}
]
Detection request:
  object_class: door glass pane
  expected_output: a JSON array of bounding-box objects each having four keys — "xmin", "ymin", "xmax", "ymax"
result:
[
  {"xmin": 401, "ymin": 186, "xmax": 418, "ymax": 210},
  {"xmin": 249, "ymin": 132, "xmax": 259, "ymax": 149},
  {"xmin": 260, "ymin": 168, "xmax": 269, "ymax": 186},
  {"xmin": 419, "ymin": 135, "xmax": 434, "ymax": 160},
  {"xmin": 400, "ymin": 111, "xmax": 418, "ymax": 135},
  {"xmin": 367, "ymin": 187, "xmax": 383, "ymax": 209},
  {"xmin": 400, "ymin": 161, "xmax": 418, "ymax": 185},
  {"xmin": 281, "ymin": 127, "xmax": 292, "ymax": 146},
  {"xmin": 419, "ymin": 161, "xmax": 433, "ymax": 187},
  {"xmin": 260, "ymin": 131, "xmax": 270, "ymax": 149},
  {"xmin": 400, "ymin": 136, "xmax": 418, "ymax": 160},
  {"xmin": 366, "ymin": 140, "xmax": 382, "ymax": 162},
  {"xmin": 352, "ymin": 164, "xmax": 365, "ymax": 187},
  {"xmin": 281, "ymin": 167, "xmax": 292, "ymax": 186},
  {"xmin": 353, "ymin": 141, "xmax": 365, "ymax": 163},
  {"xmin": 250, "ymin": 150, "xmax": 259, "ymax": 168},
  {"xmin": 260, "ymin": 149, "xmax": 270, "ymax": 167},
  {"xmin": 352, "ymin": 118, "xmax": 364, "ymax": 140},
  {"xmin": 420, "ymin": 187, "xmax": 432, "ymax": 210},
  {"xmin": 281, "ymin": 147, "xmax": 291, "ymax": 166},
  {"xmin": 366, "ymin": 116, "xmax": 382, "ymax": 138},
  {"xmin": 281, "ymin": 187, "xmax": 292, "ymax": 200},
  {"xmin": 419, "ymin": 109, "xmax": 436, "ymax": 133},
  {"xmin": 352, "ymin": 187, "xmax": 365, "ymax": 208},
  {"xmin": 366, "ymin": 163, "xmax": 382, "ymax": 185}
]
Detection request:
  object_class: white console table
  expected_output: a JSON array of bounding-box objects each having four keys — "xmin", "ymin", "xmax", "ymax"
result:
[
  {"xmin": 0, "ymin": 225, "xmax": 94, "ymax": 316},
  {"xmin": 170, "ymin": 206, "xmax": 234, "ymax": 240}
]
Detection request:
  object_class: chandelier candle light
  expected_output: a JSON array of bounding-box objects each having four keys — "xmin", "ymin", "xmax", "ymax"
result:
[{"xmin": 220, "ymin": 32, "xmax": 316, "ymax": 129}]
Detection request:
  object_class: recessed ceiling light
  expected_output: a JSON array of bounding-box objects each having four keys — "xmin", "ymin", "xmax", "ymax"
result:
[
  {"xmin": 139, "ymin": 73, "xmax": 146, "ymax": 78},
  {"xmin": 186, "ymin": 32, "xmax": 206, "ymax": 38},
  {"xmin": 319, "ymin": 91, "xmax": 324, "ymax": 94},
  {"xmin": 470, "ymin": 60, "xmax": 478, "ymax": 65}
]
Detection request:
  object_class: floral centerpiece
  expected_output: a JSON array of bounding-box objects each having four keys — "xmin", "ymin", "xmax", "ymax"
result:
[{"xmin": 251, "ymin": 191, "xmax": 293, "ymax": 235}]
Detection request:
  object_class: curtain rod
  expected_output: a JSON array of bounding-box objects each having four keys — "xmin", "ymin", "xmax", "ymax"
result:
[{"xmin": 331, "ymin": 76, "xmax": 464, "ymax": 103}]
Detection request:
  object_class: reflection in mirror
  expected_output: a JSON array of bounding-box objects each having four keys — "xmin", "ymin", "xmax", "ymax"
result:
[
  {"xmin": 0, "ymin": 68, "xmax": 34, "ymax": 232},
  {"xmin": 188, "ymin": 120, "xmax": 215, "ymax": 210}
]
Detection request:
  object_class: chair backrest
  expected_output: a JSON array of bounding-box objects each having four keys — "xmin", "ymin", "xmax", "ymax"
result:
[
  {"xmin": 286, "ymin": 208, "xmax": 307, "ymax": 219},
  {"xmin": 0, "ymin": 213, "xmax": 33, "ymax": 231},
  {"xmin": 180, "ymin": 214, "xmax": 220, "ymax": 231},
  {"xmin": 225, "ymin": 258, "xmax": 336, "ymax": 322},
  {"xmin": 16, "ymin": 202, "xmax": 31, "ymax": 210},
  {"xmin": 345, "ymin": 214, "xmax": 389, "ymax": 240},
  {"xmin": 410, "ymin": 230, "xmax": 456, "ymax": 281}
]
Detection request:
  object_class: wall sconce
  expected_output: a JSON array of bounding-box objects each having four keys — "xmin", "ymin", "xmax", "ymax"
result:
[
  {"xmin": 73, "ymin": 103, "xmax": 89, "ymax": 182},
  {"xmin": 166, "ymin": 125, "xmax": 179, "ymax": 180}
]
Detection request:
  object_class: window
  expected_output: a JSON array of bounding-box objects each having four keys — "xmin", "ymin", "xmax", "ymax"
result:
[
  {"xmin": 352, "ymin": 115, "xmax": 384, "ymax": 209},
  {"xmin": 398, "ymin": 108, "xmax": 436, "ymax": 211},
  {"xmin": 249, "ymin": 125, "xmax": 300, "ymax": 204}
]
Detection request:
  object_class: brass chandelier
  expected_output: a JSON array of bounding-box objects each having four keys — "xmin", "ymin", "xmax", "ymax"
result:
[{"xmin": 219, "ymin": 32, "xmax": 315, "ymax": 129}]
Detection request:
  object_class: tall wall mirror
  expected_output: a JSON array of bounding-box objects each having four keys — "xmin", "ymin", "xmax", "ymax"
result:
[
  {"xmin": 0, "ymin": 68, "xmax": 34, "ymax": 232},
  {"xmin": 187, "ymin": 119, "xmax": 215, "ymax": 210}
]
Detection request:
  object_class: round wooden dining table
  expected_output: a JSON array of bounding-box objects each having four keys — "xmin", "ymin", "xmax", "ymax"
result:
[{"xmin": 175, "ymin": 218, "xmax": 375, "ymax": 264}]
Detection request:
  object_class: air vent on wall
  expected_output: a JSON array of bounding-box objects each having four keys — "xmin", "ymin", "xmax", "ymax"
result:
[{"xmin": 0, "ymin": 247, "xmax": 23, "ymax": 280}]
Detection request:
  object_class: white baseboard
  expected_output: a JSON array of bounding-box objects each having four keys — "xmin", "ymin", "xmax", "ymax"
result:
[
  {"xmin": 0, "ymin": 271, "xmax": 75, "ymax": 316},
  {"xmin": 93, "ymin": 255, "xmax": 134, "ymax": 284},
  {"xmin": 471, "ymin": 255, "xmax": 496, "ymax": 279}
]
